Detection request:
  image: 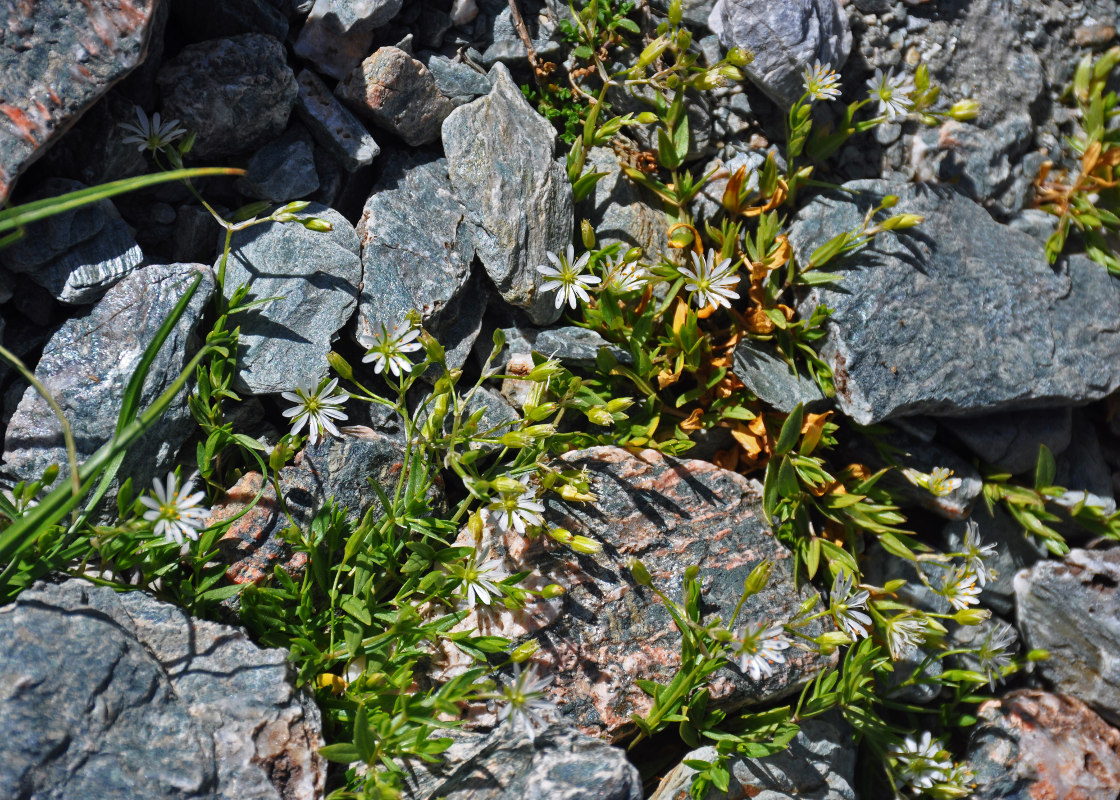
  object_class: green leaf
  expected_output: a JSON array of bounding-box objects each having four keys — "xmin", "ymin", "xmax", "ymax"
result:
[
  {"xmin": 773, "ymin": 404, "xmax": 804, "ymax": 456},
  {"xmin": 319, "ymin": 743, "xmax": 363, "ymax": 764},
  {"xmin": 657, "ymin": 126, "xmax": 682, "ymax": 169},
  {"xmin": 1034, "ymin": 444, "xmax": 1056, "ymax": 490},
  {"xmin": 572, "ymin": 170, "xmax": 608, "ymax": 202}
]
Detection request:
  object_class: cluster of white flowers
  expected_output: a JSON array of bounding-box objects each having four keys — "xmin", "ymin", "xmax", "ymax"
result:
[
  {"xmin": 736, "ymin": 622, "xmax": 792, "ymax": 681},
  {"xmin": 830, "ymin": 570, "xmax": 871, "ymax": 639}
]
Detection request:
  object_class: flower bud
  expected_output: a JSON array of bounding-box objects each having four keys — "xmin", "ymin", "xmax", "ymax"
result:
[
  {"xmin": 581, "ymin": 219, "xmax": 596, "ymax": 250},
  {"xmin": 586, "ymin": 406, "xmax": 615, "ymax": 426},
  {"xmin": 279, "ymin": 200, "xmax": 311, "ymax": 214},
  {"xmin": 492, "ymin": 475, "xmax": 528, "ymax": 494},
  {"xmin": 559, "ymin": 484, "xmax": 596, "ymax": 502},
  {"xmin": 327, "ymin": 351, "xmax": 353, "ymax": 381},
  {"xmin": 302, "ymin": 217, "xmax": 334, "ymax": 232},
  {"xmin": 628, "ymin": 558, "xmax": 653, "ymax": 586},
  {"xmin": 667, "ymin": 0, "xmax": 682, "ymax": 25},
  {"xmin": 816, "ymin": 631, "xmax": 853, "ymax": 649},
  {"xmin": 725, "ymin": 47, "xmax": 753, "ymax": 67},
  {"xmin": 468, "ymin": 510, "xmax": 484, "ymax": 542},
  {"xmin": 571, "ymin": 535, "xmax": 603, "ymax": 554},
  {"xmin": 675, "ymin": 29, "xmax": 691, "ymax": 50},
  {"xmin": 953, "ymin": 607, "xmax": 991, "ymax": 625},
  {"xmin": 881, "ymin": 195, "xmax": 899, "ymax": 209},
  {"xmin": 684, "ymin": 564, "xmax": 700, "ymax": 582},
  {"xmin": 719, "ymin": 65, "xmax": 744, "ymax": 83},
  {"xmin": 878, "ymin": 213, "xmax": 925, "ymax": 231},
  {"xmin": 605, "ymin": 397, "xmax": 634, "ymax": 414},
  {"xmin": 637, "ymin": 36, "xmax": 671, "ymax": 68},
  {"xmin": 743, "ymin": 560, "xmax": 773, "ymax": 597},
  {"xmin": 541, "ymin": 583, "xmax": 566, "ymax": 599},
  {"xmin": 1027, "ymin": 648, "xmax": 1050, "ymax": 662},
  {"xmin": 948, "ymin": 98, "xmax": 980, "ymax": 121},
  {"xmin": 526, "ymin": 358, "xmax": 564, "ymax": 382},
  {"xmin": 499, "ymin": 431, "xmax": 533, "ymax": 448},
  {"xmin": 624, "ymin": 246, "xmax": 644, "ymax": 262},
  {"xmin": 635, "ymin": 112, "xmax": 659, "ymax": 124},
  {"xmin": 510, "ymin": 640, "xmax": 541, "ymax": 662}
]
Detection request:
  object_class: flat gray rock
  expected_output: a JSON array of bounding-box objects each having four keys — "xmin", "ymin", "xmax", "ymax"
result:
[
  {"xmin": 294, "ymin": 69, "xmax": 380, "ymax": 171},
  {"xmin": 500, "ymin": 325, "xmax": 632, "ymax": 370},
  {"xmin": 1014, "ymin": 547, "xmax": 1120, "ymax": 725},
  {"xmin": 733, "ymin": 339, "xmax": 827, "ymax": 414},
  {"xmin": 580, "ymin": 146, "xmax": 664, "ymax": 261},
  {"xmin": 708, "ymin": 0, "xmax": 851, "ymax": 108},
  {"xmin": 0, "ymin": 579, "xmax": 325, "ymax": 800},
  {"xmin": 442, "ymin": 63, "xmax": 573, "ymax": 325},
  {"xmin": 292, "ymin": 7, "xmax": 374, "ymax": 81},
  {"xmin": 222, "ymin": 203, "xmax": 361, "ymax": 395},
  {"xmin": 158, "ymin": 33, "xmax": 297, "ymax": 159},
  {"xmin": 0, "ymin": 0, "xmax": 160, "ymax": 201},
  {"xmin": 3, "ymin": 263, "xmax": 214, "ymax": 491},
  {"xmin": 940, "ymin": 407, "xmax": 1072, "ymax": 476},
  {"xmin": 237, "ymin": 127, "xmax": 320, "ymax": 202},
  {"xmin": 788, "ymin": 181, "xmax": 1120, "ymax": 425},
  {"xmin": 303, "ymin": 0, "xmax": 402, "ymax": 34},
  {"xmin": 0, "ymin": 178, "xmax": 143, "ymax": 304}
]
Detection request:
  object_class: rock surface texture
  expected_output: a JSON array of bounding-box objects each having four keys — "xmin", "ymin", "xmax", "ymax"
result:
[
  {"xmin": 0, "ymin": 579, "xmax": 325, "ymax": 800},
  {"xmin": 0, "ymin": 0, "xmax": 161, "ymax": 201},
  {"xmin": 788, "ymin": 181, "xmax": 1120, "ymax": 424}
]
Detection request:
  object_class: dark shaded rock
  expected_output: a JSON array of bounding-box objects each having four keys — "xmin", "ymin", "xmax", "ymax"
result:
[
  {"xmin": 788, "ymin": 181, "xmax": 1120, "ymax": 425},
  {"xmin": 0, "ymin": 0, "xmax": 161, "ymax": 201},
  {"xmin": 648, "ymin": 0, "xmax": 719, "ymax": 31},
  {"xmin": 401, "ymin": 723, "xmax": 642, "ymax": 800},
  {"xmin": 732, "ymin": 339, "xmax": 827, "ymax": 415},
  {"xmin": 965, "ymin": 691, "xmax": 1120, "ymax": 800},
  {"xmin": 580, "ymin": 145, "xmax": 664, "ymax": 260},
  {"xmin": 1052, "ymin": 410, "xmax": 1117, "ymax": 535},
  {"xmin": 708, "ymin": 0, "xmax": 851, "ymax": 108},
  {"xmin": 442, "ymin": 64, "xmax": 573, "ymax": 325},
  {"xmin": 435, "ymin": 447, "xmax": 835, "ymax": 742},
  {"xmin": 3, "ymin": 263, "xmax": 213, "ymax": 492},
  {"xmin": 292, "ymin": 8, "xmax": 375, "ymax": 81},
  {"xmin": 158, "ymin": 33, "xmax": 297, "ymax": 160},
  {"xmin": 940, "ymin": 407, "xmax": 1072, "ymax": 476},
  {"xmin": 0, "ymin": 579, "xmax": 325, "ymax": 800},
  {"xmin": 304, "ymin": 0, "xmax": 403, "ymax": 34},
  {"xmin": 0, "ymin": 178, "xmax": 143, "ymax": 304},
  {"xmin": 943, "ymin": 506, "xmax": 1042, "ymax": 617},
  {"xmin": 336, "ymin": 47, "xmax": 454, "ymax": 146},
  {"xmin": 294, "ymin": 69, "xmax": 381, "ymax": 172},
  {"xmin": 171, "ymin": 204, "xmax": 218, "ymax": 264},
  {"xmin": 1014, "ymin": 546, "xmax": 1120, "ymax": 726},
  {"xmin": 649, "ymin": 714, "xmax": 855, "ymax": 800},
  {"xmin": 169, "ymin": 0, "xmax": 290, "ymax": 41},
  {"xmin": 237, "ymin": 127, "xmax": 320, "ymax": 202},
  {"xmin": 500, "ymin": 325, "xmax": 632, "ymax": 370},
  {"xmin": 221, "ymin": 203, "xmax": 361, "ymax": 395}
]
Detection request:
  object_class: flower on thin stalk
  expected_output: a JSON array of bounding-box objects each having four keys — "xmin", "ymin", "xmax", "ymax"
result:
[
  {"xmin": 487, "ymin": 479, "xmax": 545, "ymax": 535},
  {"xmin": 537, "ymin": 245, "xmax": 601, "ymax": 309},
  {"xmin": 119, "ymin": 105, "xmax": 187, "ymax": 153},
  {"xmin": 281, "ymin": 377, "xmax": 349, "ymax": 445},
  {"xmin": 803, "ymin": 61, "xmax": 841, "ymax": 102},
  {"xmin": 901, "ymin": 466, "xmax": 962, "ymax": 498},
  {"xmin": 940, "ymin": 564, "xmax": 981, "ymax": 611},
  {"xmin": 679, "ymin": 249, "xmax": 740, "ymax": 310},
  {"xmin": 961, "ymin": 520, "xmax": 997, "ymax": 586},
  {"xmin": 885, "ymin": 614, "xmax": 927, "ymax": 661},
  {"xmin": 359, "ymin": 321, "xmax": 422, "ymax": 377},
  {"xmin": 604, "ymin": 258, "xmax": 649, "ymax": 293},
  {"xmin": 455, "ymin": 552, "xmax": 507, "ymax": 609},
  {"xmin": 140, "ymin": 472, "xmax": 209, "ymax": 545},
  {"xmin": 889, "ymin": 731, "xmax": 952, "ymax": 791},
  {"xmin": 866, "ymin": 68, "xmax": 915, "ymax": 120},
  {"xmin": 736, "ymin": 622, "xmax": 791, "ymax": 681},
  {"xmin": 830, "ymin": 570, "xmax": 871, "ymax": 639},
  {"xmin": 497, "ymin": 663, "xmax": 556, "ymax": 742},
  {"xmin": 976, "ymin": 621, "xmax": 1017, "ymax": 690}
]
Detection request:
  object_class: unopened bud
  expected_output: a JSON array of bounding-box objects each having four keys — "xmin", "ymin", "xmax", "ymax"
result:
[
  {"xmin": 510, "ymin": 640, "xmax": 540, "ymax": 662},
  {"xmin": 881, "ymin": 195, "xmax": 899, "ymax": 209},
  {"xmin": 526, "ymin": 359, "xmax": 564, "ymax": 382},
  {"xmin": 878, "ymin": 213, "xmax": 924, "ymax": 230},
  {"xmin": 586, "ymin": 406, "xmax": 615, "ymax": 426},
  {"xmin": 743, "ymin": 560, "xmax": 773, "ymax": 597},
  {"xmin": 1027, "ymin": 648, "xmax": 1050, "ymax": 662},
  {"xmin": 541, "ymin": 583, "xmax": 566, "ymax": 599},
  {"xmin": 302, "ymin": 217, "xmax": 334, "ymax": 232},
  {"xmin": 468, "ymin": 510, "xmax": 484, "ymax": 542},
  {"xmin": 581, "ymin": 219, "xmax": 596, "ymax": 250},
  {"xmin": 948, "ymin": 98, "xmax": 980, "ymax": 121},
  {"xmin": 628, "ymin": 558, "xmax": 653, "ymax": 587},
  {"xmin": 725, "ymin": 47, "xmax": 753, "ymax": 67},
  {"xmin": 635, "ymin": 112, "xmax": 659, "ymax": 124},
  {"xmin": 667, "ymin": 0, "xmax": 682, "ymax": 25},
  {"xmin": 719, "ymin": 65, "xmax": 744, "ymax": 83},
  {"xmin": 278, "ymin": 200, "xmax": 311, "ymax": 214},
  {"xmin": 492, "ymin": 475, "xmax": 528, "ymax": 494},
  {"xmin": 624, "ymin": 246, "xmax": 644, "ymax": 262},
  {"xmin": 816, "ymin": 631, "xmax": 852, "ymax": 649},
  {"xmin": 500, "ymin": 431, "xmax": 533, "ymax": 448},
  {"xmin": 559, "ymin": 484, "xmax": 596, "ymax": 502},
  {"xmin": 327, "ymin": 351, "xmax": 354, "ymax": 381},
  {"xmin": 570, "ymin": 535, "xmax": 603, "ymax": 554},
  {"xmin": 605, "ymin": 397, "xmax": 634, "ymax": 414},
  {"xmin": 953, "ymin": 607, "xmax": 991, "ymax": 625},
  {"xmin": 636, "ymin": 35, "xmax": 670, "ymax": 68}
]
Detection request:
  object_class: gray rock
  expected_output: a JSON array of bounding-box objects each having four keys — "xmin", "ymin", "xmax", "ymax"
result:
[
  {"xmin": 648, "ymin": 0, "xmax": 719, "ymax": 31},
  {"xmin": 649, "ymin": 714, "xmax": 855, "ymax": 800},
  {"xmin": 356, "ymin": 152, "xmax": 479, "ymax": 367},
  {"xmin": 443, "ymin": 64, "xmax": 573, "ymax": 325},
  {"xmin": 158, "ymin": 33, "xmax": 298, "ymax": 160},
  {"xmin": 943, "ymin": 506, "xmax": 1043, "ymax": 617},
  {"xmin": 3, "ymin": 263, "xmax": 214, "ymax": 492},
  {"xmin": 733, "ymin": 339, "xmax": 827, "ymax": 414},
  {"xmin": 0, "ymin": 579, "xmax": 325, "ymax": 800},
  {"xmin": 501, "ymin": 325, "xmax": 632, "ymax": 370},
  {"xmin": 292, "ymin": 9, "xmax": 374, "ymax": 81},
  {"xmin": 1014, "ymin": 546, "xmax": 1120, "ymax": 725},
  {"xmin": 237, "ymin": 127, "xmax": 320, "ymax": 202},
  {"xmin": 171, "ymin": 204, "xmax": 218, "ymax": 264},
  {"xmin": 880, "ymin": 643, "xmax": 943, "ymax": 704},
  {"xmin": 788, "ymin": 181, "xmax": 1120, "ymax": 425},
  {"xmin": 221, "ymin": 204, "xmax": 361, "ymax": 395},
  {"xmin": 580, "ymin": 146, "xmax": 665, "ymax": 260},
  {"xmin": 965, "ymin": 691, "xmax": 1120, "ymax": 800},
  {"xmin": 859, "ymin": 427, "xmax": 982, "ymax": 520},
  {"xmin": 0, "ymin": 0, "xmax": 160, "ymax": 201},
  {"xmin": 336, "ymin": 47, "xmax": 454, "ymax": 146},
  {"xmin": 401, "ymin": 723, "xmax": 642, "ymax": 800},
  {"xmin": 708, "ymin": 0, "xmax": 851, "ymax": 108},
  {"xmin": 480, "ymin": 3, "xmax": 562, "ymax": 67},
  {"xmin": 421, "ymin": 53, "xmax": 492, "ymax": 104},
  {"xmin": 941, "ymin": 408, "xmax": 1073, "ymax": 476},
  {"xmin": 303, "ymin": 0, "xmax": 402, "ymax": 34},
  {"xmin": 0, "ymin": 178, "xmax": 143, "ymax": 304},
  {"xmin": 294, "ymin": 69, "xmax": 381, "ymax": 171}
]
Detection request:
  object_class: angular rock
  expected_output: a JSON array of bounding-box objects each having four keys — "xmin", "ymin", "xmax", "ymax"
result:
[
  {"xmin": 708, "ymin": 0, "xmax": 851, "ymax": 108},
  {"xmin": 648, "ymin": 0, "xmax": 719, "ymax": 32},
  {"xmin": 237, "ymin": 127, "xmax": 320, "ymax": 202},
  {"xmin": 401, "ymin": 724, "xmax": 642, "ymax": 800},
  {"xmin": 581, "ymin": 145, "xmax": 664, "ymax": 260},
  {"xmin": 292, "ymin": 9, "xmax": 374, "ymax": 81},
  {"xmin": 443, "ymin": 64, "xmax": 573, "ymax": 325},
  {"xmin": 649, "ymin": 714, "xmax": 855, "ymax": 800},
  {"xmin": 1015, "ymin": 547, "xmax": 1120, "ymax": 725},
  {"xmin": 158, "ymin": 33, "xmax": 297, "ymax": 160},
  {"xmin": 421, "ymin": 53, "xmax": 493, "ymax": 106},
  {"xmin": 3, "ymin": 263, "xmax": 213, "ymax": 491},
  {"xmin": 336, "ymin": 47, "xmax": 454, "ymax": 147},
  {"xmin": 965, "ymin": 691, "xmax": 1120, "ymax": 800},
  {"xmin": 356, "ymin": 152, "xmax": 481, "ymax": 367},
  {"xmin": 732, "ymin": 339, "xmax": 827, "ymax": 415},
  {"xmin": 294, "ymin": 69, "xmax": 381, "ymax": 171},
  {"xmin": 221, "ymin": 203, "xmax": 361, "ymax": 395},
  {"xmin": 788, "ymin": 181, "xmax": 1120, "ymax": 425},
  {"xmin": 0, "ymin": 579, "xmax": 325, "ymax": 800},
  {"xmin": 480, "ymin": 3, "xmax": 562, "ymax": 67},
  {"xmin": 434, "ymin": 447, "xmax": 835, "ymax": 742},
  {"xmin": 304, "ymin": 0, "xmax": 402, "ymax": 34},
  {"xmin": 500, "ymin": 325, "xmax": 632, "ymax": 370},
  {"xmin": 0, "ymin": 177, "xmax": 143, "ymax": 304},
  {"xmin": 0, "ymin": 0, "xmax": 160, "ymax": 201},
  {"xmin": 940, "ymin": 407, "xmax": 1072, "ymax": 476}
]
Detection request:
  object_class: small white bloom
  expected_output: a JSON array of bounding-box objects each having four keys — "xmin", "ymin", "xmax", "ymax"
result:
[
  {"xmin": 359, "ymin": 322, "xmax": 423, "ymax": 377},
  {"xmin": 803, "ymin": 60, "xmax": 842, "ymax": 102},
  {"xmin": 830, "ymin": 570, "xmax": 872, "ymax": 639},
  {"xmin": 280, "ymin": 377, "xmax": 349, "ymax": 445},
  {"xmin": 498, "ymin": 663, "xmax": 556, "ymax": 742},
  {"xmin": 927, "ymin": 466, "xmax": 963, "ymax": 497},
  {"xmin": 976, "ymin": 621, "xmax": 1017, "ymax": 690},
  {"xmin": 889, "ymin": 731, "xmax": 952, "ymax": 791},
  {"xmin": 866, "ymin": 68, "xmax": 915, "ymax": 120},
  {"xmin": 961, "ymin": 520, "xmax": 998, "ymax": 586},
  {"xmin": 458, "ymin": 554, "xmax": 507, "ymax": 609},
  {"xmin": 736, "ymin": 622, "xmax": 792, "ymax": 681},
  {"xmin": 487, "ymin": 479, "xmax": 545, "ymax": 535},
  {"xmin": 119, "ymin": 105, "xmax": 187, "ymax": 153},
  {"xmin": 940, "ymin": 564, "xmax": 982, "ymax": 611},
  {"xmin": 605, "ymin": 258, "xmax": 649, "ymax": 293},
  {"xmin": 537, "ymin": 245, "xmax": 601, "ymax": 309},
  {"xmin": 140, "ymin": 472, "xmax": 209, "ymax": 545},
  {"xmin": 885, "ymin": 615, "xmax": 927, "ymax": 661},
  {"xmin": 679, "ymin": 249, "xmax": 741, "ymax": 310}
]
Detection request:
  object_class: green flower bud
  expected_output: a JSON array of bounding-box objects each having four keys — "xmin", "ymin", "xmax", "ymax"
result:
[
  {"xmin": 302, "ymin": 217, "xmax": 334, "ymax": 232},
  {"xmin": 1027, "ymin": 648, "xmax": 1050, "ymax": 662},
  {"xmin": 953, "ymin": 607, "xmax": 991, "ymax": 625},
  {"xmin": 581, "ymin": 219, "xmax": 596, "ymax": 250},
  {"xmin": 948, "ymin": 98, "xmax": 980, "ymax": 121},
  {"xmin": 667, "ymin": 0, "xmax": 682, "ymax": 25},
  {"xmin": 510, "ymin": 640, "xmax": 541, "ymax": 662},
  {"xmin": 725, "ymin": 47, "xmax": 754, "ymax": 67},
  {"xmin": 628, "ymin": 558, "xmax": 653, "ymax": 587},
  {"xmin": 542, "ymin": 583, "xmax": 566, "ymax": 599},
  {"xmin": 635, "ymin": 112, "xmax": 659, "ymax": 124},
  {"xmin": 586, "ymin": 406, "xmax": 614, "ymax": 426},
  {"xmin": 327, "ymin": 351, "xmax": 353, "ymax": 381}
]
